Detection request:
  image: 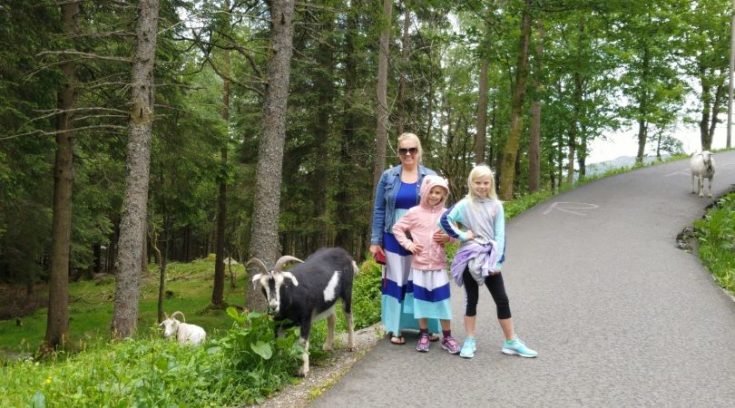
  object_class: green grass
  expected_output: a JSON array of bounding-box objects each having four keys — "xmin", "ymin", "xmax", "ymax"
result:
[
  {"xmin": 694, "ymin": 193, "xmax": 735, "ymax": 295},
  {"xmin": 1, "ymin": 258, "xmax": 246, "ymax": 355},
  {"xmin": 1, "ymin": 312, "xmax": 304, "ymax": 407},
  {"xmin": 0, "ymin": 256, "xmax": 382, "ymax": 407}
]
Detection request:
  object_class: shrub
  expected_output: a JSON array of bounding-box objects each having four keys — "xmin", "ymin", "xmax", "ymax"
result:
[
  {"xmin": 0, "ymin": 310, "xmax": 302, "ymax": 407},
  {"xmin": 694, "ymin": 193, "xmax": 735, "ymax": 294},
  {"xmin": 351, "ymin": 258, "xmax": 382, "ymax": 330}
]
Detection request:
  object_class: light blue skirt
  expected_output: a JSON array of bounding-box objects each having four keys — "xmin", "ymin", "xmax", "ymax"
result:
[
  {"xmin": 410, "ymin": 268, "xmax": 452, "ymax": 320},
  {"xmin": 381, "ymin": 233, "xmax": 441, "ymax": 334}
]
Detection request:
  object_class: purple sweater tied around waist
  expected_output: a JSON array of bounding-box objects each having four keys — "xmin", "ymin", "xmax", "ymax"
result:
[{"xmin": 450, "ymin": 241, "xmax": 500, "ymax": 287}]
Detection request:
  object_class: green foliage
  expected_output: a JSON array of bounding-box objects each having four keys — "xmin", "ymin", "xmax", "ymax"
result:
[
  {"xmin": 351, "ymin": 258, "xmax": 384, "ymax": 330},
  {"xmin": 504, "ymin": 190, "xmax": 553, "ymax": 219},
  {"xmin": 694, "ymin": 193, "xmax": 735, "ymax": 294},
  {"xmin": 0, "ymin": 310, "xmax": 302, "ymax": 407},
  {"xmin": 0, "ymin": 258, "xmax": 244, "ymax": 353}
]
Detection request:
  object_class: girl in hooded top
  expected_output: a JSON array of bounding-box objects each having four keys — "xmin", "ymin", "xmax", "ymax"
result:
[
  {"xmin": 439, "ymin": 165, "xmax": 537, "ymax": 359},
  {"xmin": 392, "ymin": 175, "xmax": 460, "ymax": 354}
]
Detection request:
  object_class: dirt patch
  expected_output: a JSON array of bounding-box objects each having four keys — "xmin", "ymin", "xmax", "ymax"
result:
[{"xmin": 244, "ymin": 324, "xmax": 383, "ymax": 408}]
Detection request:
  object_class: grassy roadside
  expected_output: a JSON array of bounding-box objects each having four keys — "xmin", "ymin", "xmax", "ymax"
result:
[{"xmin": 694, "ymin": 192, "xmax": 735, "ymax": 295}]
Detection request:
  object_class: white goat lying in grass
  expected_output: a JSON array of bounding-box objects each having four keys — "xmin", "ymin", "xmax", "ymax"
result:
[
  {"xmin": 690, "ymin": 151, "xmax": 715, "ymax": 198},
  {"xmin": 160, "ymin": 311, "xmax": 206, "ymax": 345}
]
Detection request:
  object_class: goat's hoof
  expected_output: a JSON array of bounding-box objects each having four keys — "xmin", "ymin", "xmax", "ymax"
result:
[
  {"xmin": 297, "ymin": 369, "xmax": 309, "ymax": 377},
  {"xmin": 322, "ymin": 344, "xmax": 333, "ymax": 352}
]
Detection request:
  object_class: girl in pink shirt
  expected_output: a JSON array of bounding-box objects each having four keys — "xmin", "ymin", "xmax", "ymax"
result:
[{"xmin": 392, "ymin": 175, "xmax": 460, "ymax": 354}]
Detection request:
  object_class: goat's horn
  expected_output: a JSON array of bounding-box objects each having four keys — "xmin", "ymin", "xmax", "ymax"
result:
[
  {"xmin": 273, "ymin": 255, "xmax": 303, "ymax": 273},
  {"xmin": 171, "ymin": 311, "xmax": 186, "ymax": 322},
  {"xmin": 245, "ymin": 257, "xmax": 269, "ymax": 274}
]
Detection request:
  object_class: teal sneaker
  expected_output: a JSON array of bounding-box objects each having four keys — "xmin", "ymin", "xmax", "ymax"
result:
[
  {"xmin": 459, "ymin": 337, "xmax": 476, "ymax": 359},
  {"xmin": 501, "ymin": 338, "xmax": 537, "ymax": 358}
]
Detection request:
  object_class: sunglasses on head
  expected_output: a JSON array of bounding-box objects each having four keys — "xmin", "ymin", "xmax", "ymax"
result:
[{"xmin": 398, "ymin": 147, "xmax": 418, "ymax": 156}]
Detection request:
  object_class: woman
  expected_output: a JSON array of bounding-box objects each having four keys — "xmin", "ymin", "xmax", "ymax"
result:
[{"xmin": 370, "ymin": 132, "xmax": 448, "ymax": 345}]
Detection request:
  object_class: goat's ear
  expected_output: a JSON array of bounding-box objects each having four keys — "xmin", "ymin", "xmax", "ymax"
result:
[
  {"xmin": 164, "ymin": 312, "xmax": 169, "ymax": 320},
  {"xmin": 282, "ymin": 272, "xmax": 299, "ymax": 287}
]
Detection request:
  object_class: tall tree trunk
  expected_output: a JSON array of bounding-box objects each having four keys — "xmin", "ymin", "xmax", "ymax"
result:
[
  {"xmin": 396, "ymin": 1, "xmax": 410, "ymax": 135},
  {"xmin": 152, "ymin": 225, "xmax": 166, "ymax": 323},
  {"xmin": 475, "ymin": 58, "xmax": 489, "ymax": 165},
  {"xmin": 498, "ymin": 0, "xmax": 532, "ymax": 200},
  {"xmin": 567, "ymin": 16, "xmax": 585, "ymax": 184},
  {"xmin": 699, "ymin": 70, "xmax": 711, "ymax": 151},
  {"xmin": 729, "ymin": 0, "xmax": 735, "ymax": 148},
  {"xmin": 372, "ymin": 0, "xmax": 392, "ymax": 191},
  {"xmin": 212, "ymin": 55, "xmax": 230, "ymax": 307},
  {"xmin": 475, "ymin": 6, "xmax": 496, "ymax": 166},
  {"xmin": 528, "ymin": 19, "xmax": 545, "ymax": 192},
  {"xmin": 311, "ymin": 7, "xmax": 336, "ymax": 250},
  {"xmin": 212, "ymin": 1, "xmax": 232, "ymax": 307},
  {"xmin": 567, "ymin": 71, "xmax": 582, "ymax": 184},
  {"xmin": 335, "ymin": 1, "xmax": 360, "ymax": 253},
  {"xmin": 246, "ymin": 0, "xmax": 295, "ymax": 312},
  {"xmin": 112, "ymin": 0, "xmax": 160, "ymax": 339},
  {"xmin": 637, "ymin": 46, "xmax": 651, "ymax": 163},
  {"xmin": 44, "ymin": 0, "xmax": 79, "ymax": 351},
  {"xmin": 707, "ymin": 82, "xmax": 725, "ymax": 150},
  {"xmin": 577, "ymin": 125, "xmax": 588, "ymax": 177}
]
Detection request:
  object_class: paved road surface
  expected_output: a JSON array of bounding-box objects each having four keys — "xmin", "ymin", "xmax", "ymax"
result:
[{"xmin": 311, "ymin": 151, "xmax": 735, "ymax": 407}]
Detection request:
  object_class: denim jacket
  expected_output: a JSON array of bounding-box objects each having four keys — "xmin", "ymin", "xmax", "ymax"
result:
[{"xmin": 370, "ymin": 164, "xmax": 436, "ymax": 245}]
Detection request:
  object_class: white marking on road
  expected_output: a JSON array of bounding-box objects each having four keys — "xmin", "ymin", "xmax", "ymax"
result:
[
  {"xmin": 543, "ymin": 202, "xmax": 599, "ymax": 216},
  {"xmin": 665, "ymin": 169, "xmax": 690, "ymax": 177}
]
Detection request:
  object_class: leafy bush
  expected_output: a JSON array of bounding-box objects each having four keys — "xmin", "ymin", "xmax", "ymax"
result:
[
  {"xmin": 694, "ymin": 193, "xmax": 735, "ymax": 294},
  {"xmin": 0, "ymin": 310, "xmax": 302, "ymax": 407},
  {"xmin": 351, "ymin": 258, "xmax": 383, "ymax": 330}
]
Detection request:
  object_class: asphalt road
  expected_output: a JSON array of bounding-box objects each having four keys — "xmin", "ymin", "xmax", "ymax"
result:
[{"xmin": 310, "ymin": 151, "xmax": 735, "ymax": 407}]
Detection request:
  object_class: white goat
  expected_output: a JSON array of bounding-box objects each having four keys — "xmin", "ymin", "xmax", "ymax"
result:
[
  {"xmin": 690, "ymin": 151, "xmax": 715, "ymax": 198},
  {"xmin": 160, "ymin": 311, "xmax": 206, "ymax": 345}
]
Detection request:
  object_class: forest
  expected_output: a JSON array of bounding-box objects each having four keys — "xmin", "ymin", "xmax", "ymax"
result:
[{"xmin": 1, "ymin": 0, "xmax": 733, "ymax": 349}]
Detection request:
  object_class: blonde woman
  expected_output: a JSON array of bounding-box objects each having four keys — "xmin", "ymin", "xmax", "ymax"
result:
[{"xmin": 369, "ymin": 133, "xmax": 448, "ymax": 345}]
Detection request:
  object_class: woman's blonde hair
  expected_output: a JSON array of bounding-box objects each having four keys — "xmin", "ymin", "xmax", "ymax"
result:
[
  {"xmin": 397, "ymin": 132, "xmax": 423, "ymax": 163},
  {"xmin": 467, "ymin": 164, "xmax": 498, "ymax": 201}
]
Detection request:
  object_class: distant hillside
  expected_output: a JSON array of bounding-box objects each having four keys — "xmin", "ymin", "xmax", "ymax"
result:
[{"xmin": 586, "ymin": 154, "xmax": 670, "ymax": 177}]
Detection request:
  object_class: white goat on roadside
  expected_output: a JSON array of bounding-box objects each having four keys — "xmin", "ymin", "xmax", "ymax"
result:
[
  {"xmin": 690, "ymin": 151, "xmax": 715, "ymax": 198},
  {"xmin": 160, "ymin": 311, "xmax": 207, "ymax": 345}
]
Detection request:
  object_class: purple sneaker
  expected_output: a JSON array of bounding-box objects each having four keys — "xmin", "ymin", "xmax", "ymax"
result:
[
  {"xmin": 416, "ymin": 332, "xmax": 430, "ymax": 352},
  {"xmin": 441, "ymin": 336, "xmax": 461, "ymax": 354}
]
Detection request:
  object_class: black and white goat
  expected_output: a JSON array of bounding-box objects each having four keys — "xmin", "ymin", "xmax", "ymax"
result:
[
  {"xmin": 690, "ymin": 150, "xmax": 715, "ymax": 198},
  {"xmin": 247, "ymin": 247, "xmax": 358, "ymax": 377}
]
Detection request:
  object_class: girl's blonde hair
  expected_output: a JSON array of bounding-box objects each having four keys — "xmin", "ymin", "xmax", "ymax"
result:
[
  {"xmin": 467, "ymin": 164, "xmax": 498, "ymax": 201},
  {"xmin": 397, "ymin": 132, "xmax": 423, "ymax": 164}
]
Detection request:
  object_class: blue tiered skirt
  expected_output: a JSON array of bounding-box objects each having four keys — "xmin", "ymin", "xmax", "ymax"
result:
[{"xmin": 381, "ymin": 232, "xmax": 442, "ymax": 335}]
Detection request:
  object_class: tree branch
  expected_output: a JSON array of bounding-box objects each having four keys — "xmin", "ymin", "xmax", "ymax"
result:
[
  {"xmin": 0, "ymin": 124, "xmax": 127, "ymax": 141},
  {"xmin": 37, "ymin": 50, "xmax": 132, "ymax": 63}
]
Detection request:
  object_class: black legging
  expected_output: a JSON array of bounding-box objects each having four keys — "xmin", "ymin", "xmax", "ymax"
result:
[{"xmin": 463, "ymin": 268, "xmax": 511, "ymax": 319}]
